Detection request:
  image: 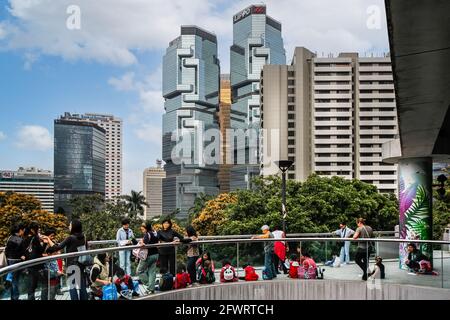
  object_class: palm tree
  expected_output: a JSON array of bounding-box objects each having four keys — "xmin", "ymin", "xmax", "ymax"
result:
[{"xmin": 121, "ymin": 190, "xmax": 148, "ymax": 218}]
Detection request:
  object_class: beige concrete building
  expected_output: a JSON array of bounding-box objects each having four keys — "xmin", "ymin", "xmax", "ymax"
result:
[
  {"xmin": 0, "ymin": 167, "xmax": 54, "ymax": 212},
  {"xmin": 261, "ymin": 47, "xmax": 398, "ymax": 194},
  {"xmin": 143, "ymin": 160, "xmax": 166, "ymax": 219}
]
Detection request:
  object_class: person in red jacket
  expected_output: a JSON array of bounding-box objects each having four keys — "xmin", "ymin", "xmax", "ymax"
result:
[
  {"xmin": 220, "ymin": 261, "xmax": 238, "ymax": 283},
  {"xmin": 174, "ymin": 264, "xmax": 192, "ymax": 289}
]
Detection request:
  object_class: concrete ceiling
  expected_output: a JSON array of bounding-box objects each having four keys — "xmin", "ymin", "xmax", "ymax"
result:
[{"xmin": 385, "ymin": 0, "xmax": 450, "ymax": 161}]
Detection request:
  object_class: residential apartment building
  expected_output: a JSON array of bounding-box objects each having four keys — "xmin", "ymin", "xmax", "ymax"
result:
[{"xmin": 261, "ymin": 47, "xmax": 398, "ymax": 194}]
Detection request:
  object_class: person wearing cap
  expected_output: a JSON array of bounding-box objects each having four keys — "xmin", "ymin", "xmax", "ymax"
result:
[{"xmin": 252, "ymin": 225, "xmax": 277, "ymax": 280}]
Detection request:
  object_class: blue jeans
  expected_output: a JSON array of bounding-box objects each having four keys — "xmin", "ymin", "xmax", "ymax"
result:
[
  {"xmin": 264, "ymin": 251, "xmax": 277, "ymax": 280},
  {"xmin": 340, "ymin": 241, "xmax": 351, "ymax": 264},
  {"xmin": 119, "ymin": 250, "xmax": 132, "ymax": 275},
  {"xmin": 7, "ymin": 259, "xmax": 22, "ymax": 300}
]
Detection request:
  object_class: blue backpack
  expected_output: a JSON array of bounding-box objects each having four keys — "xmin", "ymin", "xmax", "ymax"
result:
[{"xmin": 102, "ymin": 283, "xmax": 118, "ymax": 300}]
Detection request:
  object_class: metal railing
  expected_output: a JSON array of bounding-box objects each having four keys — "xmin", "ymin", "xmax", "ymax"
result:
[
  {"xmin": 1, "ymin": 237, "xmax": 448, "ymax": 301},
  {"xmin": 0, "ymin": 237, "xmax": 447, "ymax": 276},
  {"xmin": 0, "ymin": 231, "xmax": 397, "ymax": 252}
]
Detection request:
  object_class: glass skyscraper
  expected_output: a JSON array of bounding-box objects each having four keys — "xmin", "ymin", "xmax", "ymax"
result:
[
  {"xmin": 230, "ymin": 4, "xmax": 286, "ymax": 190},
  {"xmin": 54, "ymin": 117, "xmax": 106, "ymax": 218},
  {"xmin": 162, "ymin": 26, "xmax": 220, "ymax": 219}
]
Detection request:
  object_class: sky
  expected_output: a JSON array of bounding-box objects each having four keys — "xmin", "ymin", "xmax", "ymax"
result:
[{"xmin": 0, "ymin": 0, "xmax": 390, "ymax": 194}]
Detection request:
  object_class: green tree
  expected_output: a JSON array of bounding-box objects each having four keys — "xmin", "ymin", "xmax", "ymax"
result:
[
  {"xmin": 0, "ymin": 192, "xmax": 68, "ymax": 244},
  {"xmin": 121, "ymin": 190, "xmax": 148, "ymax": 218},
  {"xmin": 69, "ymin": 194, "xmax": 104, "ymax": 220},
  {"xmin": 433, "ymin": 179, "xmax": 450, "ymax": 240},
  {"xmin": 80, "ymin": 201, "xmax": 143, "ymax": 241},
  {"xmin": 191, "ymin": 174, "xmax": 399, "ymax": 237}
]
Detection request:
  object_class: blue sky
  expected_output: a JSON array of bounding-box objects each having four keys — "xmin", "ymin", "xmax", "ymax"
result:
[{"xmin": 0, "ymin": 0, "xmax": 389, "ymax": 193}]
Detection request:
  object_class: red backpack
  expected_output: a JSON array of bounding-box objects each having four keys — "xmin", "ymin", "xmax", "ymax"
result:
[
  {"xmin": 220, "ymin": 264, "xmax": 238, "ymax": 283},
  {"xmin": 289, "ymin": 261, "xmax": 300, "ymax": 278},
  {"xmin": 244, "ymin": 266, "xmax": 259, "ymax": 281},
  {"xmin": 174, "ymin": 272, "xmax": 191, "ymax": 289}
]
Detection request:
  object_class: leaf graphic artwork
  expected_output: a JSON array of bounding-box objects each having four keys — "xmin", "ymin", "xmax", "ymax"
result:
[
  {"xmin": 399, "ymin": 177, "xmax": 418, "ymax": 239},
  {"xmin": 403, "ymin": 184, "xmax": 431, "ymax": 254}
]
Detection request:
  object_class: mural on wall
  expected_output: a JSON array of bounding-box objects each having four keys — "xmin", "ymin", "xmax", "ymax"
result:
[{"xmin": 399, "ymin": 160, "xmax": 432, "ymax": 269}]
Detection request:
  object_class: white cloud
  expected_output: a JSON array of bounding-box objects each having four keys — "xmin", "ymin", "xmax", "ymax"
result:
[
  {"xmin": 1, "ymin": 0, "xmax": 388, "ymax": 68},
  {"xmin": 109, "ymin": 67, "xmax": 164, "ymax": 114},
  {"xmin": 134, "ymin": 124, "xmax": 162, "ymax": 145},
  {"xmin": 108, "ymin": 72, "xmax": 136, "ymax": 91},
  {"xmin": 15, "ymin": 125, "xmax": 52, "ymax": 151},
  {"xmin": 0, "ymin": 131, "xmax": 6, "ymax": 141}
]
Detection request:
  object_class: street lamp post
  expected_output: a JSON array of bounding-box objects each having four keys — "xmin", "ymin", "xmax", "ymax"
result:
[{"xmin": 274, "ymin": 160, "xmax": 294, "ymax": 235}]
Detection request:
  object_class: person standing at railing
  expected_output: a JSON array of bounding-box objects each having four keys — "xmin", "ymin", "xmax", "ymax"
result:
[
  {"xmin": 44, "ymin": 220, "xmax": 89, "ymax": 300},
  {"xmin": 185, "ymin": 226, "xmax": 199, "ymax": 284},
  {"xmin": 4, "ymin": 222, "xmax": 26, "ymax": 300},
  {"xmin": 23, "ymin": 221, "xmax": 47, "ymax": 300},
  {"xmin": 252, "ymin": 225, "xmax": 277, "ymax": 280},
  {"xmin": 116, "ymin": 218, "xmax": 136, "ymax": 276},
  {"xmin": 334, "ymin": 222, "xmax": 355, "ymax": 266},
  {"xmin": 272, "ymin": 225, "xmax": 287, "ymax": 275},
  {"xmin": 157, "ymin": 218, "xmax": 188, "ymax": 275},
  {"xmin": 136, "ymin": 221, "xmax": 159, "ymax": 294},
  {"xmin": 353, "ymin": 218, "xmax": 374, "ymax": 281}
]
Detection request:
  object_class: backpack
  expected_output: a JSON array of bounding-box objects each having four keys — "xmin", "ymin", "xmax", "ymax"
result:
[
  {"xmin": 244, "ymin": 266, "xmax": 259, "ymax": 281},
  {"xmin": 220, "ymin": 265, "xmax": 237, "ymax": 282},
  {"xmin": 298, "ymin": 266, "xmax": 317, "ymax": 279},
  {"xmin": 77, "ymin": 241, "xmax": 93, "ymax": 266},
  {"xmin": 175, "ymin": 273, "xmax": 190, "ymax": 289},
  {"xmin": 46, "ymin": 260, "xmax": 60, "ymax": 279},
  {"xmin": 160, "ymin": 273, "xmax": 174, "ymax": 291},
  {"xmin": 289, "ymin": 261, "xmax": 299, "ymax": 278}
]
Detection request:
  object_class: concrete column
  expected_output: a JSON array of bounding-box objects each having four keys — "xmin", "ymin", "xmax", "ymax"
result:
[{"xmin": 398, "ymin": 157, "xmax": 433, "ymax": 269}]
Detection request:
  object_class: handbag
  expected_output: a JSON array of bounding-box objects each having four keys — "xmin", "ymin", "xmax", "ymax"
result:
[
  {"xmin": 0, "ymin": 250, "xmax": 7, "ymax": 268},
  {"xmin": 132, "ymin": 248, "xmax": 148, "ymax": 261}
]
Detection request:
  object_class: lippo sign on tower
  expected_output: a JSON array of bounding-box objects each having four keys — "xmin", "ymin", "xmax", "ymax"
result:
[{"xmin": 233, "ymin": 5, "xmax": 266, "ymax": 24}]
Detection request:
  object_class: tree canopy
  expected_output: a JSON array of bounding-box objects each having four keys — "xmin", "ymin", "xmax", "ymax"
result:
[
  {"xmin": 191, "ymin": 174, "xmax": 399, "ymax": 236},
  {"xmin": 0, "ymin": 192, "xmax": 68, "ymax": 244}
]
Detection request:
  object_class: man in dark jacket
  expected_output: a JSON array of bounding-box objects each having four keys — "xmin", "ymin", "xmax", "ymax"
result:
[
  {"xmin": 5, "ymin": 222, "xmax": 26, "ymax": 300},
  {"xmin": 405, "ymin": 243, "xmax": 429, "ymax": 272}
]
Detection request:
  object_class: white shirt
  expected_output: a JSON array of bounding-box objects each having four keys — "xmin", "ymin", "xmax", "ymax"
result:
[{"xmin": 272, "ymin": 230, "xmax": 285, "ymax": 245}]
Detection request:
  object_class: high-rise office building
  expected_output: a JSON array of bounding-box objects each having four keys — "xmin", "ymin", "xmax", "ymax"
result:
[
  {"xmin": 0, "ymin": 167, "xmax": 54, "ymax": 212},
  {"xmin": 162, "ymin": 26, "xmax": 220, "ymax": 218},
  {"xmin": 58, "ymin": 113, "xmax": 122, "ymax": 200},
  {"xmin": 218, "ymin": 74, "xmax": 231, "ymax": 193},
  {"xmin": 230, "ymin": 4, "xmax": 286, "ymax": 190},
  {"xmin": 54, "ymin": 116, "xmax": 106, "ymax": 217},
  {"xmin": 143, "ymin": 160, "xmax": 166, "ymax": 219},
  {"xmin": 261, "ymin": 47, "xmax": 398, "ymax": 194}
]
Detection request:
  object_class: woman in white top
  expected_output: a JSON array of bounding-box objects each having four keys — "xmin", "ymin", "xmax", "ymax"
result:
[{"xmin": 272, "ymin": 225, "xmax": 287, "ymax": 274}]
